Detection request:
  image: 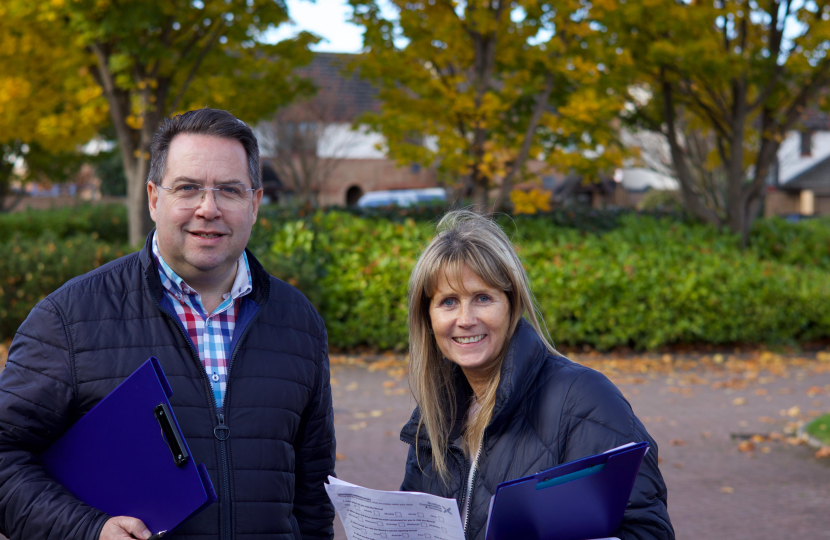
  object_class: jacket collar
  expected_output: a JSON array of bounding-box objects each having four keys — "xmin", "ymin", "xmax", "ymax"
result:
[
  {"xmin": 140, "ymin": 229, "xmax": 270, "ymax": 306},
  {"xmin": 400, "ymin": 319, "xmax": 552, "ymax": 447}
]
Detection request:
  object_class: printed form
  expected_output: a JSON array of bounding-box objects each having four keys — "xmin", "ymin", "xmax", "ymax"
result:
[{"xmin": 325, "ymin": 476, "xmax": 464, "ymax": 540}]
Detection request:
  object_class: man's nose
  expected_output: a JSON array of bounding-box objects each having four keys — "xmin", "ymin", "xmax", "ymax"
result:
[{"xmin": 194, "ymin": 189, "xmax": 221, "ymax": 218}]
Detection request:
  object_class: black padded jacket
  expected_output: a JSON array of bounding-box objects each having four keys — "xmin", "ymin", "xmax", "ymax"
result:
[
  {"xmin": 0, "ymin": 232, "xmax": 335, "ymax": 540},
  {"xmin": 400, "ymin": 320, "xmax": 674, "ymax": 540}
]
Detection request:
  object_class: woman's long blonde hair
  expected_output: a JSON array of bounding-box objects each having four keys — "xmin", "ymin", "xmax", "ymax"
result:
[{"xmin": 408, "ymin": 210, "xmax": 556, "ymax": 480}]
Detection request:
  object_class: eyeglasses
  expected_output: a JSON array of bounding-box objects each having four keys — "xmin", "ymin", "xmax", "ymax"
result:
[{"xmin": 158, "ymin": 183, "xmax": 257, "ymax": 210}]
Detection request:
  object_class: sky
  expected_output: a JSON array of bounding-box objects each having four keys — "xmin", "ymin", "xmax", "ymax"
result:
[{"xmin": 264, "ymin": 0, "xmax": 377, "ymax": 53}]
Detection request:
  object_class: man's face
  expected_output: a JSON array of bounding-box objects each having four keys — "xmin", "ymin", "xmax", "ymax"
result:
[{"xmin": 148, "ymin": 133, "xmax": 263, "ymax": 285}]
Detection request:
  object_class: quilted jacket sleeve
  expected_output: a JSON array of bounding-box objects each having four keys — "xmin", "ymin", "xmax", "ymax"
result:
[
  {"xmin": 292, "ymin": 318, "xmax": 336, "ymax": 540},
  {"xmin": 0, "ymin": 299, "xmax": 110, "ymax": 540},
  {"xmin": 560, "ymin": 369, "xmax": 674, "ymax": 540}
]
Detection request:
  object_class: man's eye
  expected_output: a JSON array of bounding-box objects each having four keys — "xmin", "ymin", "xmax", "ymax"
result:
[
  {"xmin": 177, "ymin": 185, "xmax": 200, "ymax": 193},
  {"xmin": 220, "ymin": 186, "xmax": 242, "ymax": 196}
]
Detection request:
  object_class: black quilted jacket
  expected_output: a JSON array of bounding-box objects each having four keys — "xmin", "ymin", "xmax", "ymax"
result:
[
  {"xmin": 400, "ymin": 320, "xmax": 674, "ymax": 540},
  {"xmin": 0, "ymin": 232, "xmax": 335, "ymax": 540}
]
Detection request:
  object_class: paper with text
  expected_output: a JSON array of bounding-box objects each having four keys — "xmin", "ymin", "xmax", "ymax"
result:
[{"xmin": 325, "ymin": 476, "xmax": 464, "ymax": 540}]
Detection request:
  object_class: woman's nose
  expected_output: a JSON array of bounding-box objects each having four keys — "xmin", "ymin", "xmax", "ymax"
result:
[{"xmin": 457, "ymin": 303, "xmax": 476, "ymax": 326}]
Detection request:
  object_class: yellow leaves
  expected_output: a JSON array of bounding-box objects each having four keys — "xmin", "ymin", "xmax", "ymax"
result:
[
  {"xmin": 126, "ymin": 115, "xmax": 144, "ymax": 130},
  {"xmin": 511, "ymin": 188, "xmax": 551, "ymax": 215},
  {"xmin": 732, "ymin": 397, "xmax": 747, "ymax": 406},
  {"xmin": 720, "ymin": 486, "xmax": 735, "ymax": 494}
]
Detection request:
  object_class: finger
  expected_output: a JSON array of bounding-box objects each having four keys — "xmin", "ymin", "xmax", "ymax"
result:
[{"xmin": 113, "ymin": 516, "xmax": 152, "ymax": 540}]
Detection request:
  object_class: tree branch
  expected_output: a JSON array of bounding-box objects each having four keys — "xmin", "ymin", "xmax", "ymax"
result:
[{"xmin": 166, "ymin": 22, "xmax": 224, "ymax": 116}]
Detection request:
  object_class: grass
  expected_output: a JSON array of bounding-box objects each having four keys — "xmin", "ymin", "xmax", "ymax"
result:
[{"xmin": 806, "ymin": 413, "xmax": 830, "ymax": 446}]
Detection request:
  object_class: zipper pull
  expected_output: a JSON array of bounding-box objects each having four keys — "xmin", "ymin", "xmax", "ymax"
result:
[{"xmin": 214, "ymin": 413, "xmax": 230, "ymax": 441}]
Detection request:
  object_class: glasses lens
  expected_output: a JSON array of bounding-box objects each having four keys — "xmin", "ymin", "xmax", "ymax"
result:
[{"xmin": 166, "ymin": 185, "xmax": 252, "ymax": 209}]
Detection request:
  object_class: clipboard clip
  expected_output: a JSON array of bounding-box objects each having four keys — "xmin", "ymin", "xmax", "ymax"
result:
[{"xmin": 153, "ymin": 403, "xmax": 189, "ymax": 467}]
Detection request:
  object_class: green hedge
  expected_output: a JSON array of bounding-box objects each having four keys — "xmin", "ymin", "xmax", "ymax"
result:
[
  {"xmin": 0, "ymin": 204, "xmax": 128, "ymax": 244},
  {"xmin": 3, "ymin": 204, "xmax": 830, "ymax": 350},
  {"xmin": 262, "ymin": 211, "xmax": 830, "ymax": 350},
  {"xmin": 0, "ymin": 233, "xmax": 130, "ymax": 338}
]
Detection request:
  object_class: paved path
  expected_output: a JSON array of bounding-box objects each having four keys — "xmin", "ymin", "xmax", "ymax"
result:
[{"xmin": 330, "ymin": 353, "xmax": 830, "ymax": 540}]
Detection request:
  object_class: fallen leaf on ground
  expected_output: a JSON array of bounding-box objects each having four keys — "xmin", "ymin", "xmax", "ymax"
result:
[
  {"xmin": 382, "ymin": 380, "xmax": 397, "ymax": 388},
  {"xmin": 348, "ymin": 422, "xmax": 368, "ymax": 431},
  {"xmin": 750, "ymin": 434, "xmax": 767, "ymax": 443},
  {"xmin": 700, "ymin": 431, "xmax": 711, "ymax": 439},
  {"xmin": 759, "ymin": 416, "xmax": 776, "ymax": 424},
  {"xmin": 720, "ymin": 486, "xmax": 734, "ymax": 493},
  {"xmin": 815, "ymin": 447, "xmax": 830, "ymax": 459},
  {"xmin": 786, "ymin": 406, "xmax": 801, "ymax": 417},
  {"xmin": 672, "ymin": 462, "xmax": 684, "ymax": 469},
  {"xmin": 330, "ymin": 378, "xmax": 339, "ymax": 387},
  {"xmin": 768, "ymin": 432, "xmax": 785, "ymax": 441},
  {"xmin": 669, "ymin": 438, "xmax": 686, "ymax": 446},
  {"xmin": 732, "ymin": 397, "xmax": 747, "ymax": 406},
  {"xmin": 754, "ymin": 389, "xmax": 768, "ymax": 396},
  {"xmin": 786, "ymin": 437, "xmax": 805, "ymax": 446},
  {"xmin": 777, "ymin": 387, "xmax": 793, "ymax": 395},
  {"xmin": 761, "ymin": 447, "xmax": 771, "ymax": 453},
  {"xmin": 806, "ymin": 386, "xmax": 825, "ymax": 396},
  {"xmin": 354, "ymin": 412, "xmax": 367, "ymax": 419},
  {"xmin": 738, "ymin": 441, "xmax": 755, "ymax": 452},
  {"xmin": 370, "ymin": 410, "xmax": 383, "ymax": 417},
  {"xmin": 336, "ymin": 453, "xmax": 347, "ymax": 461},
  {"xmin": 346, "ymin": 382, "xmax": 359, "ymax": 391}
]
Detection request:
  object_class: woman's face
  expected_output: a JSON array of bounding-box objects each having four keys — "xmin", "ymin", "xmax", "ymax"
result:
[{"xmin": 428, "ymin": 264, "xmax": 511, "ymax": 377}]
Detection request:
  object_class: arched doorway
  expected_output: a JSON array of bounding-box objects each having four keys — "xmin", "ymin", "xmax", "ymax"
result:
[{"xmin": 345, "ymin": 185, "xmax": 363, "ymax": 207}]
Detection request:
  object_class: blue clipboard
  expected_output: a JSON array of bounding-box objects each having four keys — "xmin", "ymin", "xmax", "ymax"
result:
[
  {"xmin": 41, "ymin": 357, "xmax": 217, "ymax": 538},
  {"xmin": 485, "ymin": 442, "xmax": 649, "ymax": 540}
]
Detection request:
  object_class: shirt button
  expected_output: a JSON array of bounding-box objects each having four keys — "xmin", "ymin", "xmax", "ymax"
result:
[{"xmin": 212, "ymin": 373, "xmax": 219, "ymax": 382}]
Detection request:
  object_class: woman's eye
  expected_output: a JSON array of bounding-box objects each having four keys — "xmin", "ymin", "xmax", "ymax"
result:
[
  {"xmin": 477, "ymin": 295, "xmax": 491, "ymax": 302},
  {"xmin": 440, "ymin": 298, "xmax": 456, "ymax": 307}
]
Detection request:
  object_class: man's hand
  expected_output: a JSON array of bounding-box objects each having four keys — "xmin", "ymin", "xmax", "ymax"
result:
[{"xmin": 99, "ymin": 516, "xmax": 152, "ymax": 540}]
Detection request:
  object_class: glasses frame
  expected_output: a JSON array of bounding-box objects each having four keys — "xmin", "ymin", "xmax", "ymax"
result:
[{"xmin": 157, "ymin": 183, "xmax": 258, "ymax": 209}]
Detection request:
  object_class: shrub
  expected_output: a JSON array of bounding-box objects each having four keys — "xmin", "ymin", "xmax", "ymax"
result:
[
  {"xmin": 266, "ymin": 211, "xmax": 830, "ymax": 351},
  {"xmin": 0, "ymin": 233, "xmax": 130, "ymax": 339},
  {"xmin": 749, "ymin": 216, "xmax": 830, "ymax": 270},
  {"xmin": 0, "ymin": 204, "xmax": 128, "ymax": 244}
]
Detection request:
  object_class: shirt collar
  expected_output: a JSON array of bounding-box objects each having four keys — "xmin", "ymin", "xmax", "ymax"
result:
[{"xmin": 152, "ymin": 233, "xmax": 252, "ymax": 302}]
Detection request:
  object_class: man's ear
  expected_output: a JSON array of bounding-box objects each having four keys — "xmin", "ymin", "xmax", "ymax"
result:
[
  {"xmin": 251, "ymin": 188, "xmax": 264, "ymax": 221},
  {"xmin": 147, "ymin": 182, "xmax": 158, "ymax": 223}
]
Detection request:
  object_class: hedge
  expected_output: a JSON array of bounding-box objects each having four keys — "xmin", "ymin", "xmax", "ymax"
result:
[
  {"xmin": 0, "ymin": 233, "xmax": 130, "ymax": 338},
  {"xmin": 3, "ymin": 204, "xmax": 830, "ymax": 350},
  {"xmin": 262, "ymin": 212, "xmax": 830, "ymax": 350}
]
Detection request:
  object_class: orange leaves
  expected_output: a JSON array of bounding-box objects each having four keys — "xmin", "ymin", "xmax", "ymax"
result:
[{"xmin": 816, "ymin": 447, "xmax": 830, "ymax": 459}]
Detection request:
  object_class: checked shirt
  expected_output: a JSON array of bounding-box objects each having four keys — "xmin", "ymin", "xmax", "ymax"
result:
[{"xmin": 152, "ymin": 235, "xmax": 252, "ymax": 408}]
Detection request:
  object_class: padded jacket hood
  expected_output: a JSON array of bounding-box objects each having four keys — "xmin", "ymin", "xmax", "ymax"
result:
[
  {"xmin": 0, "ymin": 232, "xmax": 335, "ymax": 540},
  {"xmin": 400, "ymin": 320, "xmax": 674, "ymax": 540}
]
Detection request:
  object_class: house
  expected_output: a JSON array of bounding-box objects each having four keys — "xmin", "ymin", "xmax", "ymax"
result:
[
  {"xmin": 257, "ymin": 53, "xmax": 438, "ymax": 207},
  {"xmin": 765, "ymin": 114, "xmax": 830, "ymax": 217}
]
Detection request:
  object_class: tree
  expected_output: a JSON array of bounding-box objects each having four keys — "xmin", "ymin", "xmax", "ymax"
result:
[
  {"xmin": 0, "ymin": 6, "xmax": 108, "ymax": 212},
  {"xmin": 348, "ymin": 0, "xmax": 626, "ymax": 209},
  {"xmin": 7, "ymin": 1, "xmax": 318, "ymax": 245},
  {"xmin": 599, "ymin": 0, "xmax": 830, "ymax": 244}
]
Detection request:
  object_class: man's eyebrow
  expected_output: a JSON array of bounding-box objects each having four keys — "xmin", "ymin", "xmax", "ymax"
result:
[{"xmin": 171, "ymin": 176, "xmax": 246, "ymax": 185}]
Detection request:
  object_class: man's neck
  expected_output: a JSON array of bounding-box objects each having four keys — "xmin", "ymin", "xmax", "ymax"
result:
[{"xmin": 185, "ymin": 262, "xmax": 238, "ymax": 314}]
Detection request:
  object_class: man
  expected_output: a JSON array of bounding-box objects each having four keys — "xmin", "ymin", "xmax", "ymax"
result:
[{"xmin": 0, "ymin": 109, "xmax": 335, "ymax": 540}]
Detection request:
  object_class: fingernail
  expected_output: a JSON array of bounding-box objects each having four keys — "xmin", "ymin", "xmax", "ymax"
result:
[{"xmin": 142, "ymin": 529, "xmax": 152, "ymax": 539}]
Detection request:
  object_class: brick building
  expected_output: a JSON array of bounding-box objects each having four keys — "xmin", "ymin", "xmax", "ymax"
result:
[{"xmin": 257, "ymin": 53, "xmax": 438, "ymax": 207}]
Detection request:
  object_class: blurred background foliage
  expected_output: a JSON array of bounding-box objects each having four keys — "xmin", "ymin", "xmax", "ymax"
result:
[{"xmin": 3, "ymin": 204, "xmax": 830, "ymax": 351}]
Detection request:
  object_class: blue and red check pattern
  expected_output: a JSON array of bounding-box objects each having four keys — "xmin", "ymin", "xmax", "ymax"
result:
[{"xmin": 152, "ymin": 235, "xmax": 252, "ymax": 408}]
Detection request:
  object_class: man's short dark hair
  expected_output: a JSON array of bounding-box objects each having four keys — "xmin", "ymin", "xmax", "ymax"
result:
[{"xmin": 147, "ymin": 108, "xmax": 261, "ymax": 189}]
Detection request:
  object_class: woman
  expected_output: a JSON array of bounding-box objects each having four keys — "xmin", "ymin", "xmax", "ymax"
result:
[{"xmin": 400, "ymin": 210, "xmax": 674, "ymax": 540}]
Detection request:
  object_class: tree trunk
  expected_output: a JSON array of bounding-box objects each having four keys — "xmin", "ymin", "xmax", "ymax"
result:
[{"xmin": 471, "ymin": 174, "xmax": 488, "ymax": 210}]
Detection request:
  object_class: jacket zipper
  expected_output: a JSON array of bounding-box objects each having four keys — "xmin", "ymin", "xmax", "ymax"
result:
[
  {"xmin": 217, "ymin": 305, "xmax": 263, "ymax": 540},
  {"xmin": 149, "ymin": 286, "xmax": 263, "ymax": 540},
  {"xmin": 462, "ymin": 445, "xmax": 482, "ymax": 537}
]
